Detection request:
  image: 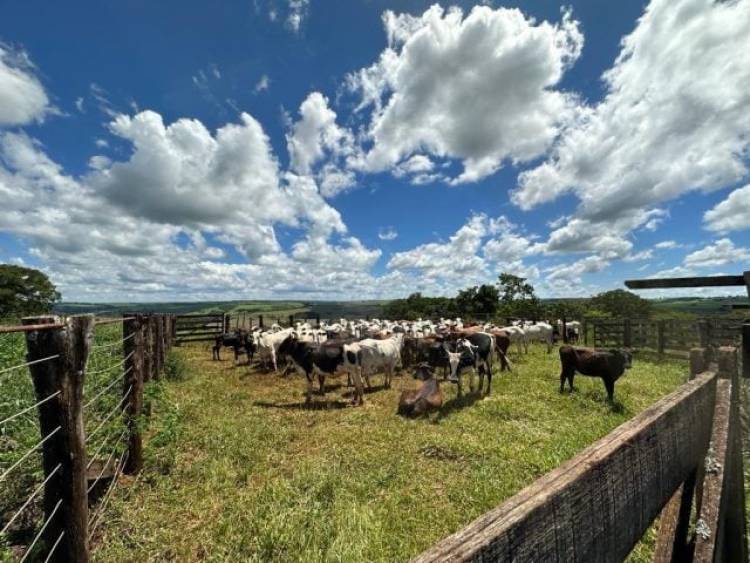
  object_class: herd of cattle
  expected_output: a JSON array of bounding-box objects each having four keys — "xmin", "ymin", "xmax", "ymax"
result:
[{"xmin": 212, "ymin": 317, "xmax": 633, "ymax": 413}]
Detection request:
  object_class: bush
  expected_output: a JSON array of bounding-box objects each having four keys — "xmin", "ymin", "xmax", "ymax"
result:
[{"xmin": 164, "ymin": 351, "xmax": 188, "ymax": 381}]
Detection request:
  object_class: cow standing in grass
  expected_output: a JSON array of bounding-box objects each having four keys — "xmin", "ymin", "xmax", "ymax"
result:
[
  {"xmin": 213, "ymin": 330, "xmax": 255, "ymax": 364},
  {"xmin": 558, "ymin": 346, "xmax": 633, "ymax": 402},
  {"xmin": 277, "ymin": 335, "xmax": 346, "ymax": 404}
]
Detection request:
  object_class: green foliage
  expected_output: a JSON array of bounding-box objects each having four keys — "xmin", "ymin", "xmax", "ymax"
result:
[
  {"xmin": 164, "ymin": 351, "xmax": 188, "ymax": 381},
  {"xmin": 590, "ymin": 289, "xmax": 652, "ymax": 318},
  {"xmin": 0, "ymin": 265, "xmax": 60, "ymax": 318},
  {"xmin": 497, "ymin": 273, "xmax": 545, "ymax": 320}
]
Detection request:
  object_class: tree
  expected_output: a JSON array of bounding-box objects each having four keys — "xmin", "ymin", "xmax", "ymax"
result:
[
  {"xmin": 590, "ymin": 289, "xmax": 651, "ymax": 318},
  {"xmin": 455, "ymin": 284, "xmax": 499, "ymax": 319},
  {"xmin": 0, "ymin": 264, "xmax": 61, "ymax": 318},
  {"xmin": 497, "ymin": 273, "xmax": 543, "ymax": 320}
]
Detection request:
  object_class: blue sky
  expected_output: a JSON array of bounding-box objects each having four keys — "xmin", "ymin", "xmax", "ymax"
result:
[{"xmin": 0, "ymin": 0, "xmax": 748, "ymax": 302}]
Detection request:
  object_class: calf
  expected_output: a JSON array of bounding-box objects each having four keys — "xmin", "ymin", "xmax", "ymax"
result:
[
  {"xmin": 558, "ymin": 346, "xmax": 633, "ymax": 402},
  {"xmin": 212, "ymin": 330, "xmax": 255, "ymax": 364},
  {"xmin": 397, "ymin": 364, "xmax": 443, "ymax": 417},
  {"xmin": 448, "ymin": 331, "xmax": 495, "ymax": 395},
  {"xmin": 277, "ymin": 335, "xmax": 345, "ymax": 404}
]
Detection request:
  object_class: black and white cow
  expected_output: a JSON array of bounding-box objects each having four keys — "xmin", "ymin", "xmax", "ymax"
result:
[
  {"xmin": 449, "ymin": 331, "xmax": 495, "ymax": 396},
  {"xmin": 212, "ymin": 330, "xmax": 255, "ymax": 364},
  {"xmin": 277, "ymin": 335, "xmax": 346, "ymax": 404}
]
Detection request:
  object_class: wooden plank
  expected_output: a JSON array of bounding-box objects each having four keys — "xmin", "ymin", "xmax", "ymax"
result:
[
  {"xmin": 174, "ymin": 336, "xmax": 220, "ymax": 343},
  {"xmin": 412, "ymin": 371, "xmax": 718, "ymax": 563},
  {"xmin": 625, "ymin": 275, "xmax": 745, "ymax": 289}
]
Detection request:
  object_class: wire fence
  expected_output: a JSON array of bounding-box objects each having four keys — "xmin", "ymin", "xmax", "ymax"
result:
[{"xmin": 0, "ymin": 313, "xmax": 174, "ymax": 562}]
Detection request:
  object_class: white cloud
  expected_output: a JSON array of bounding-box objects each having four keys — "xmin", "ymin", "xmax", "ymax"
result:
[
  {"xmin": 75, "ymin": 97, "xmax": 85, "ymax": 113},
  {"xmin": 546, "ymin": 255, "xmax": 609, "ymax": 284},
  {"xmin": 286, "ymin": 92, "xmax": 357, "ymax": 197},
  {"xmin": 94, "ymin": 138, "xmax": 108, "ymax": 148},
  {"xmin": 684, "ymin": 238, "xmax": 750, "ymax": 268},
  {"xmin": 286, "ymin": 0, "xmax": 309, "ymax": 33},
  {"xmin": 655, "ymin": 240, "xmax": 681, "ymax": 249},
  {"xmin": 0, "ymin": 44, "xmax": 53, "ymax": 126},
  {"xmin": 346, "ymin": 4, "xmax": 583, "ymax": 183},
  {"xmin": 254, "ymin": 73, "xmax": 270, "ymax": 94},
  {"xmin": 622, "ymin": 249, "xmax": 653, "ymax": 262},
  {"xmin": 704, "ymin": 184, "xmax": 750, "ymax": 232},
  {"xmin": 378, "ymin": 226, "xmax": 398, "ymax": 241},
  {"xmin": 513, "ymin": 0, "xmax": 750, "ymax": 223}
]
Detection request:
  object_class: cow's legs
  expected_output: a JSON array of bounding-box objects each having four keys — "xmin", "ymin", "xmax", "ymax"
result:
[
  {"xmin": 305, "ymin": 373, "xmax": 314, "ymax": 404},
  {"xmin": 212, "ymin": 345, "xmax": 220, "ymax": 361},
  {"xmin": 350, "ymin": 370, "xmax": 365, "ymax": 405},
  {"xmin": 560, "ymin": 368, "xmax": 575, "ymax": 393},
  {"xmin": 318, "ymin": 373, "xmax": 325, "ymax": 393},
  {"xmin": 603, "ymin": 378, "xmax": 615, "ymax": 402}
]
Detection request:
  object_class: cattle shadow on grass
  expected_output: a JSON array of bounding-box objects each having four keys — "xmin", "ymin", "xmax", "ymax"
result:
[
  {"xmin": 340, "ymin": 383, "xmax": 389, "ymax": 399},
  {"xmin": 435, "ymin": 389, "xmax": 484, "ymax": 421},
  {"xmin": 567, "ymin": 387, "xmax": 628, "ymax": 414},
  {"xmin": 253, "ymin": 399, "xmax": 351, "ymax": 411}
]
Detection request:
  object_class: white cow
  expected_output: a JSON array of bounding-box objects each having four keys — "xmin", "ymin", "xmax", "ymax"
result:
[
  {"xmin": 257, "ymin": 327, "xmax": 295, "ymax": 372},
  {"xmin": 343, "ymin": 333, "xmax": 404, "ymax": 404},
  {"xmin": 500, "ymin": 325, "xmax": 528, "ymax": 355},
  {"xmin": 524, "ymin": 322, "xmax": 554, "ymax": 353}
]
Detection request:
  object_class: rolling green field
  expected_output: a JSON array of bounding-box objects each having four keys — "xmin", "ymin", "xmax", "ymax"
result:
[{"xmin": 90, "ymin": 343, "xmax": 689, "ymax": 562}]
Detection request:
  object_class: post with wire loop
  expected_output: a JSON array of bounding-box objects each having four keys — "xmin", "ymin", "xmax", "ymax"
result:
[
  {"xmin": 123, "ymin": 315, "xmax": 145, "ymax": 475},
  {"xmin": 23, "ymin": 315, "xmax": 93, "ymax": 563}
]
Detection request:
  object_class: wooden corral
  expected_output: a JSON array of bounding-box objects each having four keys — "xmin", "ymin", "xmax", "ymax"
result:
[{"xmin": 412, "ymin": 347, "xmax": 747, "ymax": 563}]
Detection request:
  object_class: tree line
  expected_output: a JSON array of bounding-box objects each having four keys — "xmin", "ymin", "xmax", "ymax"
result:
[{"xmin": 383, "ymin": 273, "xmax": 653, "ymax": 322}]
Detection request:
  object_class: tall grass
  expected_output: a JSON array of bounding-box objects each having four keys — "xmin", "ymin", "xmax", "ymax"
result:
[{"xmin": 92, "ymin": 344, "xmax": 690, "ymax": 562}]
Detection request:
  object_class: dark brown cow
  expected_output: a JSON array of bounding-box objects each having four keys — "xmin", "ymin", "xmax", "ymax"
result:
[
  {"xmin": 559, "ymin": 346, "xmax": 633, "ymax": 401},
  {"xmin": 397, "ymin": 364, "xmax": 443, "ymax": 416}
]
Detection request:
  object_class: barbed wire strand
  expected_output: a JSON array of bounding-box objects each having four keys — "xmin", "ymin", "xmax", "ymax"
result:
[
  {"xmin": 86, "ymin": 424, "xmax": 121, "ymax": 472},
  {"xmin": 0, "ymin": 463, "xmax": 62, "ymax": 535},
  {"xmin": 88, "ymin": 449, "xmax": 129, "ymax": 539},
  {"xmin": 43, "ymin": 531, "xmax": 65, "ymax": 563},
  {"xmin": 86, "ymin": 351, "xmax": 134, "ymax": 377},
  {"xmin": 0, "ymin": 391, "xmax": 61, "ymax": 426},
  {"xmin": 83, "ymin": 367, "xmax": 131, "ymax": 411},
  {"xmin": 87, "ymin": 430, "xmax": 127, "ymax": 494},
  {"xmin": 19, "ymin": 498, "xmax": 63, "ymax": 563},
  {"xmin": 0, "ymin": 354, "xmax": 60, "ymax": 382},
  {"xmin": 91, "ymin": 333, "xmax": 134, "ymax": 350},
  {"xmin": 0, "ymin": 426, "xmax": 61, "ymax": 482},
  {"xmin": 85, "ymin": 386, "xmax": 131, "ymax": 444}
]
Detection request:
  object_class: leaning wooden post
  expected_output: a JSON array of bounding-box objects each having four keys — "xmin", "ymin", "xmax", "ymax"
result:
[
  {"xmin": 23, "ymin": 315, "xmax": 93, "ymax": 563},
  {"xmin": 123, "ymin": 315, "xmax": 144, "ymax": 475}
]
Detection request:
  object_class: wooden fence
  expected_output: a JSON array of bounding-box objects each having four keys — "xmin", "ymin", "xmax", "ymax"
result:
[
  {"xmin": 584, "ymin": 318, "xmax": 745, "ymax": 356},
  {"xmin": 0, "ymin": 313, "xmax": 174, "ymax": 562},
  {"xmin": 413, "ymin": 346, "xmax": 747, "ymax": 562},
  {"xmin": 173, "ymin": 313, "xmax": 226, "ymax": 344}
]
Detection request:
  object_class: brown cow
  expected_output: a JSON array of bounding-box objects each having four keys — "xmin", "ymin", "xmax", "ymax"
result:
[
  {"xmin": 397, "ymin": 364, "xmax": 443, "ymax": 416},
  {"xmin": 559, "ymin": 346, "xmax": 633, "ymax": 401}
]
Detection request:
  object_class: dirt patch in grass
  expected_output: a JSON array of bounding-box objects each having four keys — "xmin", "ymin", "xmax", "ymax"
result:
[{"xmin": 91, "ymin": 343, "xmax": 688, "ymax": 562}]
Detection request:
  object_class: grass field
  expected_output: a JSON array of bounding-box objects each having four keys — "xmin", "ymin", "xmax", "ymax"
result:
[{"xmin": 91, "ymin": 344, "xmax": 689, "ymax": 562}]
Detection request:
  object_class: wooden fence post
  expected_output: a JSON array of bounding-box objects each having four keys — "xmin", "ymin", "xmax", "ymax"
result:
[
  {"xmin": 123, "ymin": 315, "xmax": 144, "ymax": 475},
  {"xmin": 623, "ymin": 318, "xmax": 632, "ymax": 348},
  {"xmin": 742, "ymin": 321, "xmax": 749, "ymax": 379},
  {"xmin": 657, "ymin": 320, "xmax": 666, "ymax": 355},
  {"xmin": 259, "ymin": 314, "xmax": 264, "ymax": 329},
  {"xmin": 698, "ymin": 319, "xmax": 710, "ymax": 349},
  {"xmin": 142, "ymin": 316, "xmax": 152, "ymax": 383},
  {"xmin": 654, "ymin": 347, "xmax": 708, "ymax": 562},
  {"xmin": 23, "ymin": 315, "xmax": 93, "ymax": 563},
  {"xmin": 694, "ymin": 347, "xmax": 747, "ymax": 563},
  {"xmin": 223, "ymin": 313, "xmax": 230, "ymax": 334},
  {"xmin": 289, "ymin": 314, "xmax": 294, "ymax": 328}
]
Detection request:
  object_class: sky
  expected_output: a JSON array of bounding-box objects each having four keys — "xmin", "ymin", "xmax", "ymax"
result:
[{"xmin": 0, "ymin": 0, "xmax": 749, "ymax": 302}]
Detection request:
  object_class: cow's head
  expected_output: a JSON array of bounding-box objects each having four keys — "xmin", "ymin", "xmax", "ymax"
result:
[
  {"xmin": 609, "ymin": 348, "xmax": 633, "ymax": 374},
  {"xmin": 414, "ymin": 363, "xmax": 434, "ymax": 381}
]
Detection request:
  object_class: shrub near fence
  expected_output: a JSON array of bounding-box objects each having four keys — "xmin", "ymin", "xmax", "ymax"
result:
[{"xmin": 0, "ymin": 313, "xmax": 174, "ymax": 562}]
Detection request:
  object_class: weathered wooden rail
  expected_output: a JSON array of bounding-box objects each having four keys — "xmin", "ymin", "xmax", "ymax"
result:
[
  {"xmin": 173, "ymin": 312, "xmax": 226, "ymax": 344},
  {"xmin": 413, "ymin": 346, "xmax": 747, "ymax": 563}
]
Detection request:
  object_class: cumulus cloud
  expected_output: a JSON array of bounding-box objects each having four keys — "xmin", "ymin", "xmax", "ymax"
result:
[
  {"xmin": 254, "ymin": 74, "xmax": 270, "ymax": 94},
  {"xmin": 704, "ymin": 184, "xmax": 750, "ymax": 232},
  {"xmin": 387, "ymin": 214, "xmax": 541, "ymax": 290},
  {"xmin": 684, "ymin": 238, "xmax": 750, "ymax": 268},
  {"xmin": 0, "ymin": 44, "xmax": 53, "ymax": 126},
  {"xmin": 378, "ymin": 227, "xmax": 398, "ymax": 241},
  {"xmin": 286, "ymin": 92, "xmax": 357, "ymax": 197},
  {"xmin": 513, "ymin": 0, "xmax": 750, "ymax": 222},
  {"xmin": 286, "ymin": 0, "xmax": 309, "ymax": 33},
  {"xmin": 346, "ymin": 4, "xmax": 583, "ymax": 183}
]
